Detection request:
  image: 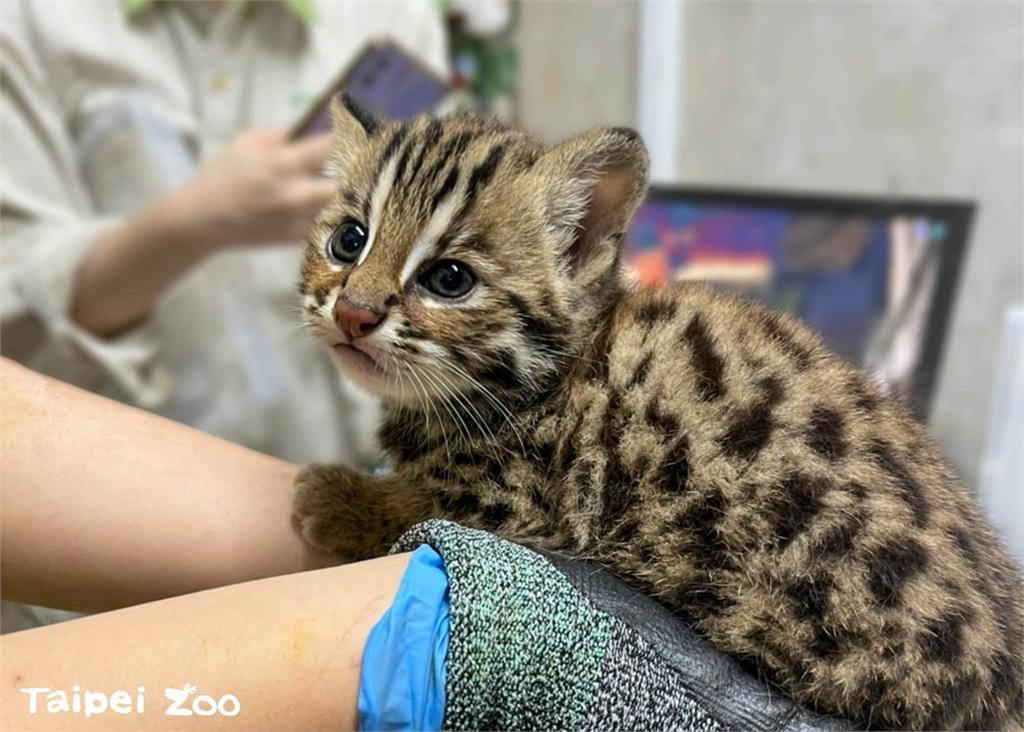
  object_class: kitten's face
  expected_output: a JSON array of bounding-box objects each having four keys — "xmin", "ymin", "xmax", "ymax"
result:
[{"xmin": 300, "ymin": 98, "xmax": 648, "ymax": 408}]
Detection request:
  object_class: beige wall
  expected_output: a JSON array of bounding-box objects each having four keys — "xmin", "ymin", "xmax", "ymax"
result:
[
  {"xmin": 678, "ymin": 0, "xmax": 1024, "ymax": 485},
  {"xmin": 516, "ymin": 0, "xmax": 639, "ymax": 143},
  {"xmin": 517, "ymin": 0, "xmax": 1024, "ymax": 487}
]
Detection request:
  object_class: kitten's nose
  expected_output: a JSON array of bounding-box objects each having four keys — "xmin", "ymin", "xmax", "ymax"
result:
[{"xmin": 334, "ymin": 297, "xmax": 384, "ymax": 340}]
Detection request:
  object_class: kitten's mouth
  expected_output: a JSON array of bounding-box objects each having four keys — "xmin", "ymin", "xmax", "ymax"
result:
[{"xmin": 331, "ymin": 343, "xmax": 388, "ymax": 379}]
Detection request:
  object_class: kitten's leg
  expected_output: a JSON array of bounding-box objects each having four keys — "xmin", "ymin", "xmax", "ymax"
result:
[{"xmin": 292, "ymin": 463, "xmax": 434, "ymax": 560}]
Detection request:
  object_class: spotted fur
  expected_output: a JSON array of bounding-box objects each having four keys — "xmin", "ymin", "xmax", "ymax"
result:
[{"xmin": 295, "ymin": 98, "xmax": 1023, "ymax": 730}]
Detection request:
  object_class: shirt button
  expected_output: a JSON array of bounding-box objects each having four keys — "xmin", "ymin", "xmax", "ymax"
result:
[{"xmin": 210, "ymin": 72, "xmax": 227, "ymax": 92}]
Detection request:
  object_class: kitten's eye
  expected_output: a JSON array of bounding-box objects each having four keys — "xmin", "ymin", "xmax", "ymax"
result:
[
  {"xmin": 326, "ymin": 221, "xmax": 368, "ymax": 264},
  {"xmin": 419, "ymin": 260, "xmax": 476, "ymax": 299}
]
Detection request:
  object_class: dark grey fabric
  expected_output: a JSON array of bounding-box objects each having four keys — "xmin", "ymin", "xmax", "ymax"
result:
[{"xmin": 544, "ymin": 552, "xmax": 857, "ymax": 732}]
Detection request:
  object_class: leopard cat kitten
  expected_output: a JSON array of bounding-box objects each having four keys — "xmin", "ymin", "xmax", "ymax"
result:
[{"xmin": 295, "ymin": 94, "xmax": 1023, "ymax": 730}]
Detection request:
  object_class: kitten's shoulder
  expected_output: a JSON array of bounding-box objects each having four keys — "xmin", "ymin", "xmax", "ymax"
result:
[
  {"xmin": 610, "ymin": 281, "xmax": 830, "ymax": 370},
  {"xmin": 616, "ymin": 281, "xmax": 813, "ymax": 338},
  {"xmin": 600, "ymin": 281, "xmax": 884, "ymax": 421}
]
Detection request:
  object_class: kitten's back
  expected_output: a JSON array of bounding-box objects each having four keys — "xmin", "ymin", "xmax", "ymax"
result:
[{"xmin": 560, "ymin": 282, "xmax": 1023, "ymax": 729}]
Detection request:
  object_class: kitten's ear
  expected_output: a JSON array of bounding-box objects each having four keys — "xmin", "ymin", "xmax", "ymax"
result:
[
  {"xmin": 535, "ymin": 127, "xmax": 649, "ymax": 277},
  {"xmin": 330, "ymin": 92, "xmax": 382, "ymax": 140},
  {"xmin": 327, "ymin": 93, "xmax": 383, "ymax": 179}
]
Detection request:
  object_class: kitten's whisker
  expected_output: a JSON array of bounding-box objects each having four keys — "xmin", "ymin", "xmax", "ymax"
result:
[
  {"xmin": 422, "ymin": 370, "xmax": 473, "ymax": 450},
  {"xmin": 425, "ymin": 365, "xmax": 508, "ymax": 464},
  {"xmin": 427, "ymin": 365, "xmax": 497, "ymax": 442},
  {"xmin": 414, "ymin": 368, "xmax": 465, "ymax": 451},
  {"xmin": 380, "ymin": 351, "xmax": 403, "ymax": 398},
  {"xmin": 435, "ymin": 356, "xmax": 520, "ymax": 424},
  {"xmin": 433, "ymin": 356, "xmax": 514, "ymax": 420},
  {"xmin": 406, "ymin": 362, "xmax": 454, "ymax": 466},
  {"xmin": 418, "ymin": 366, "xmax": 494, "ymax": 459},
  {"xmin": 434, "ymin": 357, "xmax": 527, "ymax": 455}
]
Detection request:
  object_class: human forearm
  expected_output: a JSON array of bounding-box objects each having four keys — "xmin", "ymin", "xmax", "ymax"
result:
[
  {"xmin": 0, "ymin": 359, "xmax": 338, "ymax": 612},
  {"xmin": 68, "ymin": 190, "xmax": 219, "ymax": 338},
  {"xmin": 1, "ymin": 554, "xmax": 408, "ymax": 730},
  {"xmin": 67, "ymin": 130, "xmax": 335, "ymax": 338}
]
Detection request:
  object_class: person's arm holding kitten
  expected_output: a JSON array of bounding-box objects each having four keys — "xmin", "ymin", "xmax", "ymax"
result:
[{"xmin": 0, "ymin": 357, "xmax": 338, "ymax": 613}]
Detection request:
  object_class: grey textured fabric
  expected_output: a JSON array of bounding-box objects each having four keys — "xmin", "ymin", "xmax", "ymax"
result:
[
  {"xmin": 393, "ymin": 521, "xmax": 615, "ymax": 731},
  {"xmin": 393, "ymin": 521, "xmax": 855, "ymax": 731},
  {"xmin": 580, "ymin": 623, "xmax": 720, "ymax": 732},
  {"xmin": 545, "ymin": 551, "xmax": 856, "ymax": 731}
]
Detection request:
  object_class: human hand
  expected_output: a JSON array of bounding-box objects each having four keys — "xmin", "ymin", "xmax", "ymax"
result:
[{"xmin": 171, "ymin": 129, "xmax": 336, "ymax": 250}]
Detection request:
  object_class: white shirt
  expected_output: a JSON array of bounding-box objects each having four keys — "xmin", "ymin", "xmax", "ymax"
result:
[{"xmin": 0, "ymin": 0, "xmax": 448, "ymax": 464}]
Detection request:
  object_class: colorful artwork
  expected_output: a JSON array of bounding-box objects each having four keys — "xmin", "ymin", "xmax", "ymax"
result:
[{"xmin": 625, "ymin": 200, "xmax": 946, "ymax": 393}]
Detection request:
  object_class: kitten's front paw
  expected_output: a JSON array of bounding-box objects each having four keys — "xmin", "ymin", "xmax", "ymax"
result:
[{"xmin": 292, "ymin": 463, "xmax": 366, "ymax": 557}]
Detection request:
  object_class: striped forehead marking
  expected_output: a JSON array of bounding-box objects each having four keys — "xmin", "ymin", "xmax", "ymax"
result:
[
  {"xmin": 355, "ymin": 118, "xmax": 514, "ymax": 282},
  {"xmin": 358, "ymin": 153, "xmax": 400, "ymax": 266},
  {"xmin": 397, "ymin": 139, "xmax": 507, "ymax": 287},
  {"xmin": 400, "ymin": 185, "xmax": 465, "ymax": 286}
]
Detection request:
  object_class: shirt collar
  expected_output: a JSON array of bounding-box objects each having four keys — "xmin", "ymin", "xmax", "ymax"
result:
[{"xmin": 123, "ymin": 0, "xmax": 316, "ymax": 23}]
